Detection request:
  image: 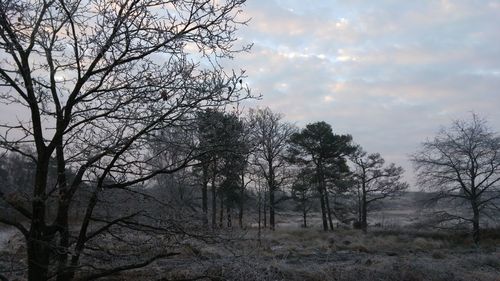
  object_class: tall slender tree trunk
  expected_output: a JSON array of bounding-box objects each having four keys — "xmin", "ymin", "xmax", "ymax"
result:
[
  {"xmin": 211, "ymin": 159, "xmax": 217, "ymax": 229},
  {"xmin": 258, "ymin": 191, "xmax": 262, "ymax": 245},
  {"xmin": 268, "ymin": 166, "xmax": 276, "ymax": 230},
  {"xmin": 472, "ymin": 200, "xmax": 480, "ymax": 244},
  {"xmin": 219, "ymin": 194, "xmax": 224, "ymax": 228},
  {"xmin": 318, "ymin": 187, "xmax": 328, "ymax": 231},
  {"xmin": 238, "ymin": 172, "xmax": 244, "ymax": 228},
  {"xmin": 227, "ymin": 206, "xmax": 231, "ymax": 227},
  {"xmin": 317, "ymin": 165, "xmax": 328, "ymax": 231},
  {"xmin": 324, "ymin": 188, "xmax": 334, "ymax": 230},
  {"xmin": 357, "ymin": 186, "xmax": 362, "ymax": 224},
  {"xmin": 263, "ymin": 191, "xmax": 267, "ymax": 229},
  {"xmin": 302, "ymin": 206, "xmax": 307, "ymax": 228},
  {"xmin": 202, "ymin": 165, "xmax": 209, "ymax": 227},
  {"xmin": 361, "ymin": 183, "xmax": 368, "ymax": 233},
  {"xmin": 269, "ymin": 187, "xmax": 275, "ymax": 230}
]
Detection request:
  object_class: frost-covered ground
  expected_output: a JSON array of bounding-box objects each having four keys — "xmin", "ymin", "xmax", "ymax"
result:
[
  {"xmin": 105, "ymin": 226, "xmax": 500, "ymax": 281},
  {"xmin": 2, "ymin": 193, "xmax": 500, "ymax": 280},
  {"xmin": 2, "ymin": 218, "xmax": 500, "ymax": 281}
]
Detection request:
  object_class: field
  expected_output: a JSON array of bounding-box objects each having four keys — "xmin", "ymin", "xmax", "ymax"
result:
[
  {"xmin": 2, "ymin": 211, "xmax": 500, "ymax": 281},
  {"xmin": 2, "ymin": 193, "xmax": 500, "ymax": 281}
]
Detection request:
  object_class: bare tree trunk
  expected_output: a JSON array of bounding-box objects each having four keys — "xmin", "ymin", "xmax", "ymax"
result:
[
  {"xmin": 472, "ymin": 200, "xmax": 480, "ymax": 244},
  {"xmin": 219, "ymin": 194, "xmax": 224, "ymax": 228},
  {"xmin": 55, "ymin": 144, "xmax": 71, "ymax": 281},
  {"xmin": 258, "ymin": 191, "xmax": 262, "ymax": 246},
  {"xmin": 317, "ymin": 166, "xmax": 328, "ymax": 231},
  {"xmin": 202, "ymin": 165, "xmax": 209, "ymax": 227},
  {"xmin": 268, "ymin": 165, "xmax": 276, "ymax": 231},
  {"xmin": 238, "ymin": 200, "xmax": 243, "ymax": 228},
  {"xmin": 28, "ymin": 155, "xmax": 51, "ymax": 281},
  {"xmin": 324, "ymin": 189, "xmax": 334, "ymax": 231},
  {"xmin": 211, "ymin": 160, "xmax": 217, "ymax": 229},
  {"xmin": 302, "ymin": 207, "xmax": 307, "ymax": 228},
  {"xmin": 269, "ymin": 188, "xmax": 275, "ymax": 230},
  {"xmin": 263, "ymin": 191, "xmax": 267, "ymax": 229},
  {"xmin": 27, "ymin": 236, "xmax": 51, "ymax": 281},
  {"xmin": 318, "ymin": 188, "xmax": 328, "ymax": 231},
  {"xmin": 227, "ymin": 206, "xmax": 231, "ymax": 228},
  {"xmin": 361, "ymin": 184, "xmax": 368, "ymax": 233},
  {"xmin": 357, "ymin": 186, "xmax": 362, "ymax": 224},
  {"xmin": 238, "ymin": 172, "xmax": 244, "ymax": 228}
]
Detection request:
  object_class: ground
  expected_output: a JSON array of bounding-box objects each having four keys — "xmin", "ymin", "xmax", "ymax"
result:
[{"xmin": 1, "ymin": 211, "xmax": 500, "ymax": 280}]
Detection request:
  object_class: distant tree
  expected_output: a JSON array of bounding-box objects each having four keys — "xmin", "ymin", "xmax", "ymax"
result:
[
  {"xmin": 0, "ymin": 0, "xmax": 251, "ymax": 280},
  {"xmin": 196, "ymin": 109, "xmax": 249, "ymax": 228},
  {"xmin": 291, "ymin": 169, "xmax": 315, "ymax": 228},
  {"xmin": 288, "ymin": 122, "xmax": 355, "ymax": 231},
  {"xmin": 248, "ymin": 108, "xmax": 295, "ymax": 230},
  {"xmin": 350, "ymin": 146, "xmax": 408, "ymax": 232},
  {"xmin": 412, "ymin": 114, "xmax": 500, "ymax": 244},
  {"xmin": 217, "ymin": 112, "xmax": 248, "ymax": 228},
  {"xmin": 196, "ymin": 109, "xmax": 226, "ymax": 228},
  {"xmin": 150, "ymin": 125, "xmax": 199, "ymax": 212}
]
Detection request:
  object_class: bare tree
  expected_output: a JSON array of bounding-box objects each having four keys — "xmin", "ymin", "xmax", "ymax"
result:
[
  {"xmin": 248, "ymin": 107, "xmax": 295, "ymax": 230},
  {"xmin": 412, "ymin": 114, "xmax": 500, "ymax": 244},
  {"xmin": 0, "ymin": 0, "xmax": 251, "ymax": 280},
  {"xmin": 350, "ymin": 146, "xmax": 408, "ymax": 232}
]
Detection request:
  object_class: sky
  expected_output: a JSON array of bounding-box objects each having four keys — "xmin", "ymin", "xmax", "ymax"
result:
[{"xmin": 228, "ymin": 0, "xmax": 500, "ymax": 187}]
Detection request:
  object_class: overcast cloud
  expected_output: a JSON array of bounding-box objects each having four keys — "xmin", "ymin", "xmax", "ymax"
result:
[{"xmin": 227, "ymin": 0, "xmax": 500, "ymax": 186}]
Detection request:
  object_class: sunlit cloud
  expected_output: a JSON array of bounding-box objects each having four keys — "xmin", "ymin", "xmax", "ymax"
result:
[{"xmin": 225, "ymin": 0, "xmax": 500, "ymax": 186}]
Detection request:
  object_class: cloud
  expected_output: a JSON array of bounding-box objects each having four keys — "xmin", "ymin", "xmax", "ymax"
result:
[{"xmin": 228, "ymin": 0, "xmax": 500, "ymax": 187}]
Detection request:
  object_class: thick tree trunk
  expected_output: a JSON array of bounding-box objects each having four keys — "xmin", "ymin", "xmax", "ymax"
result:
[
  {"xmin": 55, "ymin": 144, "xmax": 71, "ymax": 281},
  {"xmin": 55, "ymin": 208, "xmax": 71, "ymax": 281},
  {"xmin": 27, "ymin": 235, "xmax": 51, "ymax": 281},
  {"xmin": 28, "ymin": 155, "xmax": 51, "ymax": 281}
]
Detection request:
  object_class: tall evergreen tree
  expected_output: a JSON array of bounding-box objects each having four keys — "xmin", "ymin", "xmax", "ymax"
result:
[{"xmin": 288, "ymin": 121, "xmax": 355, "ymax": 231}]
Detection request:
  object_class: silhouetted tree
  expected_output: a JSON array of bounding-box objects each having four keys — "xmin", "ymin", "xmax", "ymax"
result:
[
  {"xmin": 288, "ymin": 122, "xmax": 355, "ymax": 231},
  {"xmin": 412, "ymin": 114, "xmax": 500, "ymax": 244},
  {"xmin": 0, "ymin": 0, "xmax": 251, "ymax": 280},
  {"xmin": 248, "ymin": 107, "xmax": 295, "ymax": 230},
  {"xmin": 350, "ymin": 146, "xmax": 408, "ymax": 232},
  {"xmin": 217, "ymin": 112, "xmax": 248, "ymax": 228},
  {"xmin": 196, "ymin": 109, "xmax": 226, "ymax": 228}
]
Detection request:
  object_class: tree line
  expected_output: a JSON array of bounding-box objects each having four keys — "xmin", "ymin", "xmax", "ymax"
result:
[{"xmin": 187, "ymin": 107, "xmax": 409, "ymax": 233}]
